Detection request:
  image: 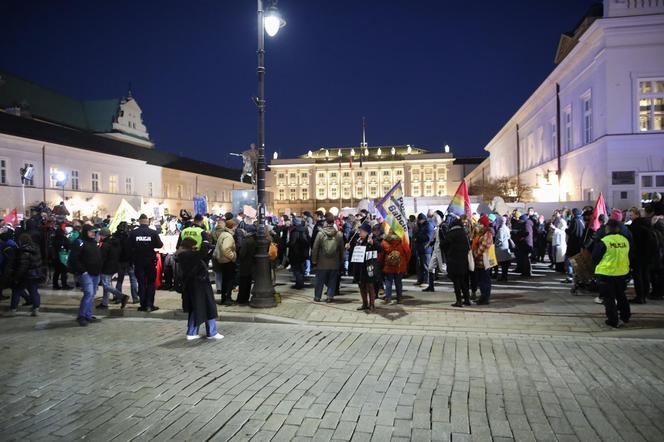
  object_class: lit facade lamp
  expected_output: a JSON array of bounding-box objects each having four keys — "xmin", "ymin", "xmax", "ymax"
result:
[
  {"xmin": 407, "ymin": 145, "xmax": 412, "ymax": 154},
  {"xmin": 264, "ymin": 5, "xmax": 286, "ymax": 37},
  {"xmin": 390, "ymin": 147, "xmax": 396, "ymax": 156},
  {"xmin": 273, "ymin": 151, "xmax": 278, "ymax": 160},
  {"xmin": 307, "ymin": 150, "xmax": 313, "ymax": 158},
  {"xmin": 350, "ymin": 148, "xmax": 355, "ymax": 157},
  {"xmin": 377, "ymin": 148, "xmax": 382, "ymax": 157},
  {"xmin": 444, "ymin": 144, "xmax": 450, "ymax": 153},
  {"xmin": 364, "ymin": 147, "xmax": 369, "ymax": 156},
  {"xmin": 337, "ymin": 149, "xmax": 342, "ymax": 157}
]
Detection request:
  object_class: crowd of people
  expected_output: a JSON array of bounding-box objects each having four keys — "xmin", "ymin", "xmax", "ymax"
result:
[{"xmin": 1, "ymin": 192, "xmax": 663, "ymax": 336}]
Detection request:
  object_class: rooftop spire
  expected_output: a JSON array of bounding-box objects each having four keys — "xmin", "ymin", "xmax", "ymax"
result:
[{"xmin": 360, "ymin": 117, "xmax": 368, "ymax": 148}]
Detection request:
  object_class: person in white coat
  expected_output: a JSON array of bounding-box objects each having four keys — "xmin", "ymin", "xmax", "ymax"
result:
[{"xmin": 551, "ymin": 217, "xmax": 568, "ymax": 273}]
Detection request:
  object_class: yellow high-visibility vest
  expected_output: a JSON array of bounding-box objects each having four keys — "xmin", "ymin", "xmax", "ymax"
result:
[{"xmin": 595, "ymin": 234, "xmax": 630, "ymax": 276}]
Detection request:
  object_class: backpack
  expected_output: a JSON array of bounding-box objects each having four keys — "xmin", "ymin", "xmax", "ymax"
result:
[
  {"xmin": 321, "ymin": 232, "xmax": 338, "ymax": 258},
  {"xmin": 386, "ymin": 250, "xmax": 401, "ymax": 267}
]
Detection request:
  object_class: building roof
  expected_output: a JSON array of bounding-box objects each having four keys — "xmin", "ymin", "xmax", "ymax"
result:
[
  {"xmin": 296, "ymin": 145, "xmax": 430, "ymax": 163},
  {"xmin": 0, "ymin": 69, "xmax": 123, "ymax": 133},
  {"xmin": 452, "ymin": 157, "xmax": 486, "ymax": 165},
  {"xmin": 0, "ymin": 111, "xmax": 242, "ymax": 182},
  {"xmin": 554, "ymin": 3, "xmax": 603, "ymax": 64}
]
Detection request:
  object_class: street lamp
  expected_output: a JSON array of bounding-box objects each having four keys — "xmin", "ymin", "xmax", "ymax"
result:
[{"xmin": 251, "ymin": 0, "xmax": 285, "ymax": 308}]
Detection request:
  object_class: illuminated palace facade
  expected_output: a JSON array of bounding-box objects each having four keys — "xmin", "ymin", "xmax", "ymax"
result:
[{"xmin": 267, "ymin": 145, "xmax": 482, "ymax": 214}]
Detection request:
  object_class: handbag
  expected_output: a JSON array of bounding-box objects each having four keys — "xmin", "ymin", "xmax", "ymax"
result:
[
  {"xmin": 482, "ymin": 244, "xmax": 498, "ymax": 269},
  {"xmin": 467, "ymin": 250, "xmax": 475, "ymax": 272}
]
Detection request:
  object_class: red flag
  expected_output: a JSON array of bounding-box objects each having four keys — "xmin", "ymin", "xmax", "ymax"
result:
[
  {"xmin": 589, "ymin": 192, "xmax": 607, "ymax": 231},
  {"xmin": 3, "ymin": 208, "xmax": 18, "ymax": 226},
  {"xmin": 447, "ymin": 180, "xmax": 473, "ymax": 221}
]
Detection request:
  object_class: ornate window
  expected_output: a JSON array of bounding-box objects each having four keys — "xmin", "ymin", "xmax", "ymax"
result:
[{"xmin": 639, "ymin": 79, "xmax": 664, "ymax": 132}]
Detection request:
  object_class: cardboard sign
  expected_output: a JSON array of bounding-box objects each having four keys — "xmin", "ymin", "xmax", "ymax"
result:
[
  {"xmin": 243, "ymin": 205, "xmax": 257, "ymax": 219},
  {"xmin": 351, "ymin": 245, "xmax": 367, "ymax": 263}
]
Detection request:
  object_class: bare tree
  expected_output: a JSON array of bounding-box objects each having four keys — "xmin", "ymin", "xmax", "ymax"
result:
[{"xmin": 469, "ymin": 177, "xmax": 532, "ymax": 203}]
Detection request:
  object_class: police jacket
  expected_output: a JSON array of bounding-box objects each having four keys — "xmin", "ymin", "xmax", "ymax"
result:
[{"xmin": 128, "ymin": 225, "xmax": 164, "ymax": 264}]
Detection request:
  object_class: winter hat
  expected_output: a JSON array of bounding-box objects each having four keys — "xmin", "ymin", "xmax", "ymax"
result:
[
  {"xmin": 360, "ymin": 223, "xmax": 372, "ymax": 233},
  {"xmin": 224, "ymin": 212, "xmax": 234, "ymax": 221},
  {"xmin": 479, "ymin": 216, "xmax": 491, "ymax": 227},
  {"xmin": 610, "ymin": 209, "xmax": 623, "ymax": 222},
  {"xmin": 487, "ymin": 213, "xmax": 497, "ymax": 222}
]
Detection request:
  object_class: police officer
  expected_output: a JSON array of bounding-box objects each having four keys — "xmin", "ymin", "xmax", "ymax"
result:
[
  {"xmin": 179, "ymin": 214, "xmax": 210, "ymax": 254},
  {"xmin": 592, "ymin": 219, "xmax": 631, "ymax": 328},
  {"xmin": 129, "ymin": 214, "xmax": 163, "ymax": 312}
]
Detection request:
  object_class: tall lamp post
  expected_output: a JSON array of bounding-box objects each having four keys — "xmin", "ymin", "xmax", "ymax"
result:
[{"xmin": 251, "ymin": 0, "xmax": 285, "ymax": 308}]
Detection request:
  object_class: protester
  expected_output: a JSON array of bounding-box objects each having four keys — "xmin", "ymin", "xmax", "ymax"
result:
[
  {"xmin": 97, "ymin": 227, "xmax": 129, "ymax": 309},
  {"xmin": 114, "ymin": 222, "xmax": 139, "ymax": 304},
  {"xmin": 237, "ymin": 224, "xmax": 257, "ymax": 305},
  {"xmin": 551, "ymin": 217, "xmax": 568, "ymax": 273},
  {"xmin": 51, "ymin": 223, "xmax": 71, "ymax": 290},
  {"xmin": 68, "ymin": 225, "xmax": 102, "ymax": 326},
  {"xmin": 176, "ymin": 237, "xmax": 223, "ymax": 340},
  {"xmin": 494, "ymin": 215, "xmax": 513, "ymax": 282},
  {"xmin": 212, "ymin": 219, "xmax": 237, "ymax": 305},
  {"xmin": 413, "ymin": 213, "xmax": 433, "ymax": 286},
  {"xmin": 311, "ymin": 213, "xmax": 344, "ymax": 303},
  {"xmin": 287, "ymin": 217, "xmax": 310, "ymax": 290},
  {"xmin": 424, "ymin": 211, "xmax": 446, "ymax": 292},
  {"xmin": 473, "ymin": 216, "xmax": 494, "ymax": 305},
  {"xmin": 380, "ymin": 230, "xmax": 408, "ymax": 304},
  {"xmin": 8, "ymin": 234, "xmax": 43, "ymax": 316},
  {"xmin": 441, "ymin": 218, "xmax": 471, "ymax": 307},
  {"xmin": 355, "ymin": 223, "xmax": 379, "ymax": 311}
]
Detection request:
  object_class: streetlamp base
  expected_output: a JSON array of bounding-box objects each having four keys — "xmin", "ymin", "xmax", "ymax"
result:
[{"xmin": 250, "ymin": 236, "xmax": 277, "ymax": 308}]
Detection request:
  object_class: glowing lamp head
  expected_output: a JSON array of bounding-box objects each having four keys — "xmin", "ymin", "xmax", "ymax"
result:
[
  {"xmin": 272, "ymin": 151, "xmax": 278, "ymax": 160},
  {"xmin": 444, "ymin": 144, "xmax": 450, "ymax": 153},
  {"xmin": 54, "ymin": 171, "xmax": 66, "ymax": 182},
  {"xmin": 264, "ymin": 7, "xmax": 286, "ymax": 37}
]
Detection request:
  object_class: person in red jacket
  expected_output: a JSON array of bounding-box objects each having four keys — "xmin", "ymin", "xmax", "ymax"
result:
[{"xmin": 380, "ymin": 232, "xmax": 409, "ymax": 304}]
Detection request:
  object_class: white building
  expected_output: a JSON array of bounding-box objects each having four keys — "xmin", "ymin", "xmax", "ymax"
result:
[
  {"xmin": 267, "ymin": 145, "xmax": 483, "ymax": 215},
  {"xmin": 0, "ymin": 70, "xmax": 250, "ymax": 218},
  {"xmin": 478, "ymin": 0, "xmax": 664, "ymax": 209}
]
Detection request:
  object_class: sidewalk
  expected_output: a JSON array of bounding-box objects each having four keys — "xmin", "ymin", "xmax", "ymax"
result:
[{"xmin": 3, "ymin": 263, "xmax": 664, "ymax": 338}]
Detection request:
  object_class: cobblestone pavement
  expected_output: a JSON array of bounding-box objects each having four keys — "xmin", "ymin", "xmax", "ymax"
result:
[
  {"xmin": 9, "ymin": 262, "xmax": 664, "ymax": 337},
  {"xmin": 1, "ymin": 314, "xmax": 664, "ymax": 441}
]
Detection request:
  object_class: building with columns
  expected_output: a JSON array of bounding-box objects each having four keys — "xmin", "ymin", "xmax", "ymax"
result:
[
  {"xmin": 471, "ymin": 0, "xmax": 664, "ymax": 209},
  {"xmin": 0, "ymin": 70, "xmax": 250, "ymax": 218},
  {"xmin": 267, "ymin": 145, "xmax": 483, "ymax": 215}
]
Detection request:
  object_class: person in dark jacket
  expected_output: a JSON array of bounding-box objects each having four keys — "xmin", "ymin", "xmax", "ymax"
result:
[
  {"xmin": 8, "ymin": 234, "xmax": 43, "ymax": 316},
  {"xmin": 128, "ymin": 214, "xmax": 164, "ymax": 312},
  {"xmin": 114, "ymin": 222, "xmax": 139, "ymax": 303},
  {"xmin": 51, "ymin": 224, "xmax": 72, "ymax": 290},
  {"xmin": 627, "ymin": 208, "xmax": 655, "ymax": 304},
  {"xmin": 177, "ymin": 237, "xmax": 223, "ymax": 340},
  {"xmin": 565, "ymin": 208, "xmax": 586, "ymax": 280},
  {"xmin": 237, "ymin": 224, "xmax": 257, "ymax": 304},
  {"xmin": 442, "ymin": 219, "xmax": 472, "ymax": 307},
  {"xmin": 68, "ymin": 225, "xmax": 103, "ymax": 326},
  {"xmin": 355, "ymin": 223, "xmax": 380, "ymax": 312},
  {"xmin": 97, "ymin": 228, "xmax": 129, "ymax": 309},
  {"xmin": 514, "ymin": 214, "xmax": 533, "ymax": 277},
  {"xmin": 413, "ymin": 213, "xmax": 433, "ymax": 286},
  {"xmin": 288, "ymin": 217, "xmax": 310, "ymax": 290}
]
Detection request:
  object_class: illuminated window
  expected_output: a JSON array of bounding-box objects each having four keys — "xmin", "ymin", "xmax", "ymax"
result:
[
  {"xmin": 91, "ymin": 172, "xmax": 99, "ymax": 192},
  {"xmin": 278, "ymin": 188, "xmax": 285, "ymax": 200},
  {"xmin": 49, "ymin": 167, "xmax": 59, "ymax": 188},
  {"xmin": 582, "ymin": 92, "xmax": 592, "ymax": 144},
  {"xmin": 301, "ymin": 188, "xmax": 308, "ymax": 200},
  {"xmin": 109, "ymin": 175, "xmax": 118, "ymax": 193},
  {"xmin": 317, "ymin": 188, "xmax": 325, "ymax": 199},
  {"xmin": 177, "ymin": 184, "xmax": 184, "ymax": 199},
  {"xmin": 369, "ymin": 185, "xmax": 378, "ymax": 197},
  {"xmin": 639, "ymin": 79, "xmax": 664, "ymax": 132},
  {"xmin": 301, "ymin": 172, "xmax": 308, "ymax": 179},
  {"xmin": 289, "ymin": 188, "xmax": 297, "ymax": 200},
  {"xmin": 383, "ymin": 170, "xmax": 390, "ymax": 176},
  {"xmin": 70, "ymin": 170, "xmax": 79, "ymax": 191},
  {"xmin": 369, "ymin": 171, "xmax": 377, "ymax": 177},
  {"xmin": 355, "ymin": 184, "xmax": 364, "ymax": 198},
  {"xmin": 412, "ymin": 184, "xmax": 421, "ymax": 197},
  {"xmin": 356, "ymin": 171, "xmax": 363, "ymax": 178}
]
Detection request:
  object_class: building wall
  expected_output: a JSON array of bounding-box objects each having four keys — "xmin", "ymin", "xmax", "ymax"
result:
[
  {"xmin": 267, "ymin": 152, "xmax": 479, "ymax": 215},
  {"xmin": 481, "ymin": 10, "xmax": 664, "ymax": 209},
  {"xmin": 0, "ymin": 132, "xmax": 249, "ymax": 217}
]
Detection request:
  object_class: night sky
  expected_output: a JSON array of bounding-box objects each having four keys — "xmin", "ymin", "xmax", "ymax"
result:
[{"xmin": 2, "ymin": 0, "xmax": 598, "ymax": 168}]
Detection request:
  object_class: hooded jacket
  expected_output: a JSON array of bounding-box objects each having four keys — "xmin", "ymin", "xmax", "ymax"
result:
[
  {"xmin": 380, "ymin": 233, "xmax": 409, "ymax": 274},
  {"xmin": 311, "ymin": 224, "xmax": 344, "ymax": 270},
  {"xmin": 11, "ymin": 242, "xmax": 42, "ymax": 286},
  {"xmin": 212, "ymin": 226, "xmax": 237, "ymax": 265},
  {"xmin": 68, "ymin": 235, "xmax": 102, "ymax": 276},
  {"xmin": 100, "ymin": 235, "xmax": 121, "ymax": 275}
]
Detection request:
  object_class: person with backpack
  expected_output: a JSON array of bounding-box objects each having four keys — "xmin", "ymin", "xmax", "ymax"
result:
[
  {"xmin": 177, "ymin": 237, "xmax": 223, "ymax": 341},
  {"xmin": 442, "ymin": 218, "xmax": 472, "ymax": 307},
  {"xmin": 311, "ymin": 213, "xmax": 344, "ymax": 303},
  {"xmin": 97, "ymin": 228, "xmax": 129, "ymax": 309},
  {"xmin": 380, "ymin": 231, "xmax": 408, "ymax": 304},
  {"xmin": 212, "ymin": 219, "xmax": 237, "ymax": 305},
  {"xmin": 8, "ymin": 234, "xmax": 43, "ymax": 316},
  {"xmin": 288, "ymin": 217, "xmax": 310, "ymax": 290}
]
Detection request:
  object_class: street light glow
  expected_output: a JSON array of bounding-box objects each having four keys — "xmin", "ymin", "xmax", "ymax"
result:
[
  {"xmin": 54, "ymin": 171, "xmax": 66, "ymax": 182},
  {"xmin": 264, "ymin": 7, "xmax": 285, "ymax": 37}
]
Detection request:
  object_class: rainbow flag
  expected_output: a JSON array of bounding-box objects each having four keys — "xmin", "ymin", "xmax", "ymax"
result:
[
  {"xmin": 447, "ymin": 179, "xmax": 472, "ymax": 220},
  {"xmin": 377, "ymin": 181, "xmax": 410, "ymax": 257}
]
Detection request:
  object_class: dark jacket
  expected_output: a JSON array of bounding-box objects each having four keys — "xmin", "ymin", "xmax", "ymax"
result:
[
  {"xmin": 68, "ymin": 237, "xmax": 102, "ymax": 276},
  {"xmin": 414, "ymin": 220, "xmax": 434, "ymax": 255},
  {"xmin": 114, "ymin": 230, "xmax": 132, "ymax": 264},
  {"xmin": 566, "ymin": 215, "xmax": 586, "ymax": 257},
  {"xmin": 128, "ymin": 225, "xmax": 163, "ymax": 264},
  {"xmin": 100, "ymin": 236, "xmax": 122, "ymax": 275},
  {"xmin": 52, "ymin": 229, "xmax": 69, "ymax": 257},
  {"xmin": 177, "ymin": 249, "xmax": 217, "ymax": 325},
  {"xmin": 441, "ymin": 225, "xmax": 470, "ymax": 276},
  {"xmin": 354, "ymin": 236, "xmax": 380, "ymax": 284},
  {"xmin": 288, "ymin": 225, "xmax": 310, "ymax": 264},
  {"xmin": 238, "ymin": 233, "xmax": 257, "ymax": 277},
  {"xmin": 11, "ymin": 243, "xmax": 43, "ymax": 287}
]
